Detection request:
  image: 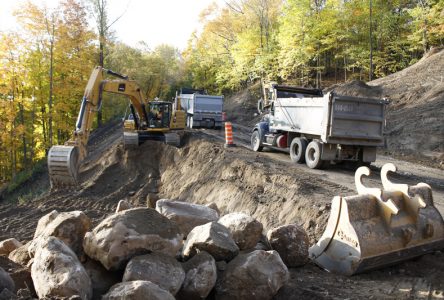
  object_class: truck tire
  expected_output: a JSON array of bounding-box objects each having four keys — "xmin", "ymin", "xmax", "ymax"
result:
[
  {"xmin": 290, "ymin": 137, "xmax": 307, "ymax": 163},
  {"xmin": 251, "ymin": 130, "xmax": 263, "ymax": 152},
  {"xmin": 305, "ymin": 140, "xmax": 324, "ymax": 169},
  {"xmin": 189, "ymin": 116, "xmax": 194, "ymax": 129}
]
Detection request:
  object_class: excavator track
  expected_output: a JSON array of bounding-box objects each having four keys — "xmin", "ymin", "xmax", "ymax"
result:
[{"xmin": 47, "ymin": 145, "xmax": 79, "ymax": 188}]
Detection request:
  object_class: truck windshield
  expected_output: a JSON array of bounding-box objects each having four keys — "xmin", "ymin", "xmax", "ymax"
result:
[{"xmin": 276, "ymin": 91, "xmax": 305, "ymax": 98}]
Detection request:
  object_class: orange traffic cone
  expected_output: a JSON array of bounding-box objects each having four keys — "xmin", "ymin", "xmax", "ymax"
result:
[{"xmin": 224, "ymin": 122, "xmax": 236, "ymax": 148}]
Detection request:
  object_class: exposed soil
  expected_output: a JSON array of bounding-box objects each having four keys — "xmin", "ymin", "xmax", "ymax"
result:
[
  {"xmin": 0, "ymin": 50, "xmax": 443, "ymax": 299},
  {"xmin": 328, "ymin": 48, "xmax": 444, "ymax": 168}
]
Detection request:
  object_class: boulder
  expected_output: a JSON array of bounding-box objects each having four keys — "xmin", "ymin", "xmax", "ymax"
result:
[
  {"xmin": 123, "ymin": 252, "xmax": 184, "ymax": 296},
  {"xmin": 31, "ymin": 236, "xmax": 92, "ymax": 300},
  {"xmin": 0, "ymin": 238, "xmax": 23, "ymax": 256},
  {"xmin": 178, "ymin": 251, "xmax": 217, "ymax": 300},
  {"xmin": 8, "ymin": 242, "xmax": 31, "ymax": 266},
  {"xmin": 215, "ymin": 250, "xmax": 289, "ymax": 300},
  {"xmin": 0, "ymin": 256, "xmax": 34, "ymax": 293},
  {"xmin": 205, "ymin": 202, "xmax": 220, "ymax": 215},
  {"xmin": 266, "ymin": 224, "xmax": 309, "ymax": 267},
  {"xmin": 218, "ymin": 212, "xmax": 263, "ymax": 250},
  {"xmin": 0, "ymin": 267, "xmax": 15, "ymax": 293},
  {"xmin": 33, "ymin": 210, "xmax": 91, "ymax": 256},
  {"xmin": 83, "ymin": 259, "xmax": 121, "ymax": 299},
  {"xmin": 34, "ymin": 210, "xmax": 58, "ymax": 238},
  {"xmin": 83, "ymin": 208, "xmax": 183, "ymax": 270},
  {"xmin": 103, "ymin": 281, "xmax": 175, "ymax": 300},
  {"xmin": 155, "ymin": 200, "xmax": 219, "ymax": 237},
  {"xmin": 182, "ymin": 222, "xmax": 239, "ymax": 261},
  {"xmin": 115, "ymin": 199, "xmax": 133, "ymax": 213},
  {"xmin": 0, "ymin": 288, "xmax": 16, "ymax": 300}
]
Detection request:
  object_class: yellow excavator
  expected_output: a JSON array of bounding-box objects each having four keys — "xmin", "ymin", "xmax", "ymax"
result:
[{"xmin": 47, "ymin": 66, "xmax": 185, "ymax": 188}]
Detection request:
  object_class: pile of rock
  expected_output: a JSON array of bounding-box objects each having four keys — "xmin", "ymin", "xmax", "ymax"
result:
[{"xmin": 0, "ymin": 199, "xmax": 309, "ymax": 299}]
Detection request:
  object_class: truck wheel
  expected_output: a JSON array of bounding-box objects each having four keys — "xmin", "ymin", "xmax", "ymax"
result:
[
  {"xmin": 290, "ymin": 137, "xmax": 307, "ymax": 163},
  {"xmin": 305, "ymin": 141, "xmax": 324, "ymax": 169},
  {"xmin": 251, "ymin": 131, "xmax": 263, "ymax": 152},
  {"xmin": 189, "ymin": 116, "xmax": 194, "ymax": 129}
]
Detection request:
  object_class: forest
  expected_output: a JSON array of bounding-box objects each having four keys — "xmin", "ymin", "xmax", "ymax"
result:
[{"xmin": 0, "ymin": 0, "xmax": 443, "ymax": 182}]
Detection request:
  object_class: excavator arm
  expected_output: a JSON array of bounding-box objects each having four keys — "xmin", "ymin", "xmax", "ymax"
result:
[{"xmin": 48, "ymin": 66, "xmax": 148, "ymax": 188}]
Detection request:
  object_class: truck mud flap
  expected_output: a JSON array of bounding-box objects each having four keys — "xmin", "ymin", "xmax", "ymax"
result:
[{"xmin": 309, "ymin": 163, "xmax": 444, "ymax": 275}]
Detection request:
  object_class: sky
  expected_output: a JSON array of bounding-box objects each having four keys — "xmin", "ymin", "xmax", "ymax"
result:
[{"xmin": 0, "ymin": 0, "xmax": 223, "ymax": 50}]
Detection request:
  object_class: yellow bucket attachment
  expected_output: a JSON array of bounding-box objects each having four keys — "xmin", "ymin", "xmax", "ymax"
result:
[
  {"xmin": 47, "ymin": 145, "xmax": 79, "ymax": 188},
  {"xmin": 309, "ymin": 163, "xmax": 444, "ymax": 275}
]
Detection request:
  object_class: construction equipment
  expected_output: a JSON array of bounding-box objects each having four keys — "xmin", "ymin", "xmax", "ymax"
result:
[
  {"xmin": 178, "ymin": 88, "xmax": 224, "ymax": 129},
  {"xmin": 309, "ymin": 163, "xmax": 444, "ymax": 275},
  {"xmin": 48, "ymin": 66, "xmax": 185, "ymax": 188},
  {"xmin": 252, "ymin": 81, "xmax": 389, "ymax": 168}
]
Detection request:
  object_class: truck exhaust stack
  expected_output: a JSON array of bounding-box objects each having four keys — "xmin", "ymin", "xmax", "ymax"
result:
[{"xmin": 309, "ymin": 163, "xmax": 444, "ymax": 275}]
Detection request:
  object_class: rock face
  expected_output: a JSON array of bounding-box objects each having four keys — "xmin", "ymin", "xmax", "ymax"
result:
[
  {"xmin": 155, "ymin": 200, "xmax": 219, "ymax": 237},
  {"xmin": 182, "ymin": 222, "xmax": 239, "ymax": 261},
  {"xmin": 83, "ymin": 208, "xmax": 183, "ymax": 270},
  {"xmin": 215, "ymin": 250, "xmax": 289, "ymax": 300},
  {"xmin": 33, "ymin": 210, "xmax": 91, "ymax": 256},
  {"xmin": 266, "ymin": 224, "xmax": 309, "ymax": 267},
  {"xmin": 8, "ymin": 242, "xmax": 31, "ymax": 266},
  {"xmin": 178, "ymin": 251, "xmax": 217, "ymax": 300},
  {"xmin": 123, "ymin": 252, "xmax": 185, "ymax": 296},
  {"xmin": 103, "ymin": 281, "xmax": 175, "ymax": 300},
  {"xmin": 31, "ymin": 236, "xmax": 92, "ymax": 300},
  {"xmin": 218, "ymin": 212, "xmax": 263, "ymax": 250},
  {"xmin": 0, "ymin": 238, "xmax": 23, "ymax": 256},
  {"xmin": 0, "ymin": 267, "xmax": 15, "ymax": 293}
]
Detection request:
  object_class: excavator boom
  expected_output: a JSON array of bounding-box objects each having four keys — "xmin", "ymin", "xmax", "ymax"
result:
[{"xmin": 47, "ymin": 66, "xmax": 154, "ymax": 189}]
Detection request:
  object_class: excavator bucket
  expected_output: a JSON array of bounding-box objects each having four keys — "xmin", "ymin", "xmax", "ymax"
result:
[
  {"xmin": 47, "ymin": 145, "xmax": 79, "ymax": 188},
  {"xmin": 309, "ymin": 163, "xmax": 444, "ymax": 275}
]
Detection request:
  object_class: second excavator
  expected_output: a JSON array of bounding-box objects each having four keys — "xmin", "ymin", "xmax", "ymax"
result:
[{"xmin": 47, "ymin": 66, "xmax": 185, "ymax": 188}]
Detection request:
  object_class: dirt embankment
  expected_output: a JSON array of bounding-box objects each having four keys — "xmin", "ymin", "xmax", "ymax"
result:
[{"xmin": 330, "ymin": 48, "xmax": 444, "ymax": 167}]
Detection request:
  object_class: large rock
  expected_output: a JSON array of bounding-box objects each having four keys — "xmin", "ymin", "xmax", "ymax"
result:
[
  {"xmin": 8, "ymin": 242, "xmax": 31, "ymax": 266},
  {"xmin": 33, "ymin": 210, "xmax": 91, "ymax": 256},
  {"xmin": 0, "ymin": 267, "xmax": 15, "ymax": 293},
  {"xmin": 83, "ymin": 208, "xmax": 183, "ymax": 270},
  {"xmin": 182, "ymin": 222, "xmax": 239, "ymax": 261},
  {"xmin": 31, "ymin": 236, "xmax": 92, "ymax": 300},
  {"xmin": 103, "ymin": 281, "xmax": 175, "ymax": 300},
  {"xmin": 178, "ymin": 251, "xmax": 217, "ymax": 300},
  {"xmin": 83, "ymin": 259, "xmax": 121, "ymax": 299},
  {"xmin": 218, "ymin": 212, "xmax": 263, "ymax": 250},
  {"xmin": 215, "ymin": 250, "xmax": 289, "ymax": 300},
  {"xmin": 0, "ymin": 256, "xmax": 34, "ymax": 293},
  {"xmin": 123, "ymin": 252, "xmax": 185, "ymax": 296},
  {"xmin": 156, "ymin": 200, "xmax": 219, "ymax": 237},
  {"xmin": 266, "ymin": 224, "xmax": 309, "ymax": 267},
  {"xmin": 0, "ymin": 238, "xmax": 23, "ymax": 256}
]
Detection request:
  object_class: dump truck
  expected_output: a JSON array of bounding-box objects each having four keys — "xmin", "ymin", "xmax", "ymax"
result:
[
  {"xmin": 252, "ymin": 82, "xmax": 389, "ymax": 168},
  {"xmin": 178, "ymin": 89, "xmax": 224, "ymax": 129},
  {"xmin": 310, "ymin": 163, "xmax": 444, "ymax": 275},
  {"xmin": 48, "ymin": 66, "xmax": 185, "ymax": 188}
]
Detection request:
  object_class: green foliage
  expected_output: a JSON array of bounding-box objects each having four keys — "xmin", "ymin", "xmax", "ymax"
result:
[{"xmin": 185, "ymin": 0, "xmax": 444, "ymax": 89}]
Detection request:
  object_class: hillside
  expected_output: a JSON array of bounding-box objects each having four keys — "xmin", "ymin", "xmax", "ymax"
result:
[{"xmin": 327, "ymin": 48, "xmax": 444, "ymax": 167}]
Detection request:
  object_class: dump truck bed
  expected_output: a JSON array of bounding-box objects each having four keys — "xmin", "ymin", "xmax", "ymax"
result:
[{"xmin": 270, "ymin": 93, "xmax": 388, "ymax": 146}]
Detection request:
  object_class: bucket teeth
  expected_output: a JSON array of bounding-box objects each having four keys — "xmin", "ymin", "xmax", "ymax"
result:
[{"xmin": 309, "ymin": 163, "xmax": 444, "ymax": 275}]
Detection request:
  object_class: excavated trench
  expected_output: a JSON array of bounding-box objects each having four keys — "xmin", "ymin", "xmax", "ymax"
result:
[{"xmin": 75, "ymin": 131, "xmax": 345, "ymax": 243}]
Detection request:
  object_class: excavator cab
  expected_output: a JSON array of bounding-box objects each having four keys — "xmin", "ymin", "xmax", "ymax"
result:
[{"xmin": 148, "ymin": 102, "xmax": 171, "ymax": 129}]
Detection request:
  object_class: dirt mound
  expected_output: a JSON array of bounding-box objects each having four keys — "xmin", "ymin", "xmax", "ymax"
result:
[
  {"xmin": 223, "ymin": 83, "xmax": 262, "ymax": 126},
  {"xmin": 329, "ymin": 49, "xmax": 444, "ymax": 167},
  {"xmin": 0, "ymin": 128, "xmax": 340, "ymax": 243}
]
